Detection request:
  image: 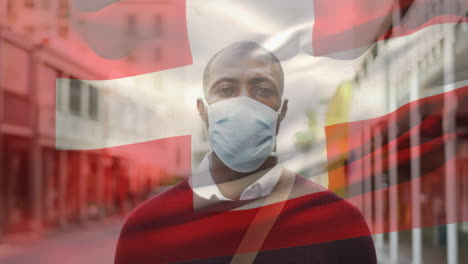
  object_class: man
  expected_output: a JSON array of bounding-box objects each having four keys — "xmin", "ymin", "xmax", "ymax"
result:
[{"xmin": 115, "ymin": 41, "xmax": 377, "ymax": 264}]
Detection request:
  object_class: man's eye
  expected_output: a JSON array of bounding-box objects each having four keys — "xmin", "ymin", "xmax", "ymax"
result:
[
  {"xmin": 256, "ymin": 87, "xmax": 272, "ymax": 97},
  {"xmin": 218, "ymin": 86, "xmax": 233, "ymax": 96}
]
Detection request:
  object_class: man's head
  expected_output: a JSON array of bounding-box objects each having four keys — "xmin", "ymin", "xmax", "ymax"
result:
[
  {"xmin": 198, "ymin": 41, "xmax": 288, "ymax": 127},
  {"xmin": 197, "ymin": 41, "xmax": 289, "ymax": 173}
]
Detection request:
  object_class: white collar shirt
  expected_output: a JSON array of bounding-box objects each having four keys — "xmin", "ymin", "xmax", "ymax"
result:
[{"xmin": 190, "ymin": 152, "xmax": 283, "ymax": 201}]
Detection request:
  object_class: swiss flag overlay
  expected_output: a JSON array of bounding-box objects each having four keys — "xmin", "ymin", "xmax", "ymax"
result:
[
  {"xmin": 313, "ymin": 0, "xmax": 468, "ymax": 57},
  {"xmin": 44, "ymin": 0, "xmax": 193, "ymax": 184},
  {"xmin": 65, "ymin": 0, "xmax": 192, "ymax": 79},
  {"xmin": 1, "ymin": 0, "xmax": 467, "ymax": 263},
  {"xmin": 51, "ymin": 136, "xmax": 191, "ymax": 222},
  {"xmin": 326, "ymin": 86, "xmax": 468, "ymax": 233}
]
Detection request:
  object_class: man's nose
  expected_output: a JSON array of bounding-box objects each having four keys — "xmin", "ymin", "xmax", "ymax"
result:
[{"xmin": 238, "ymin": 85, "xmax": 250, "ymax": 97}]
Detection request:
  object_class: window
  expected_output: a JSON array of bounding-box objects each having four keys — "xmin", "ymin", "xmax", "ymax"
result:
[
  {"xmin": 7, "ymin": 0, "xmax": 14, "ymax": 16},
  {"xmin": 58, "ymin": 24, "xmax": 68, "ymax": 38},
  {"xmin": 463, "ymin": 12, "xmax": 468, "ymax": 32},
  {"xmin": 55, "ymin": 72, "xmax": 66, "ymax": 111},
  {"xmin": 362, "ymin": 60, "xmax": 367, "ymax": 78},
  {"xmin": 354, "ymin": 75, "xmax": 360, "ymax": 85},
  {"xmin": 24, "ymin": 0, "xmax": 35, "ymax": 8},
  {"xmin": 0, "ymin": 42, "xmax": 30, "ymax": 96},
  {"xmin": 69, "ymin": 79, "xmax": 82, "ymax": 115},
  {"xmin": 42, "ymin": 0, "xmax": 50, "ymax": 9},
  {"xmin": 371, "ymin": 45, "xmax": 378, "ymax": 60},
  {"xmin": 154, "ymin": 15, "xmax": 163, "ymax": 36},
  {"xmin": 127, "ymin": 15, "xmax": 137, "ymax": 36},
  {"xmin": 77, "ymin": 18, "xmax": 87, "ymax": 28},
  {"xmin": 58, "ymin": 0, "xmax": 69, "ymax": 18},
  {"xmin": 89, "ymin": 86, "xmax": 99, "ymax": 120}
]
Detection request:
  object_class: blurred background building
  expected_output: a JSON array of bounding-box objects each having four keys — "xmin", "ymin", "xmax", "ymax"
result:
[
  {"xmin": 310, "ymin": 6, "xmax": 468, "ymax": 263},
  {"xmin": 348, "ymin": 12, "xmax": 468, "ymax": 264},
  {"xmin": 0, "ymin": 1, "xmax": 467, "ymax": 264},
  {"xmin": 0, "ymin": 0, "xmax": 194, "ymax": 239}
]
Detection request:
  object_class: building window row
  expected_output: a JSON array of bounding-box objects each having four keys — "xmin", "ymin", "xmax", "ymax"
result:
[
  {"xmin": 127, "ymin": 14, "xmax": 164, "ymax": 37},
  {"xmin": 69, "ymin": 79, "xmax": 81, "ymax": 116},
  {"xmin": 24, "ymin": 0, "xmax": 35, "ymax": 8},
  {"xmin": 65, "ymin": 79, "xmax": 99, "ymax": 121}
]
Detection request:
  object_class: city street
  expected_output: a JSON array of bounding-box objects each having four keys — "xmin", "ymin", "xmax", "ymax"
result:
[
  {"xmin": 0, "ymin": 217, "xmax": 125, "ymax": 264},
  {"xmin": 1, "ymin": 215, "xmax": 467, "ymax": 264}
]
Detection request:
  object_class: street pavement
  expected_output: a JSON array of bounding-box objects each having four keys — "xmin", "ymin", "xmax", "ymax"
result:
[
  {"xmin": 0, "ymin": 217, "xmax": 125, "ymax": 264},
  {"xmin": 2, "ymin": 216, "xmax": 466, "ymax": 264}
]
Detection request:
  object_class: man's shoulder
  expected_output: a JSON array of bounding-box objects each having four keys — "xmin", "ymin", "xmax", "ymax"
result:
[
  {"xmin": 285, "ymin": 174, "xmax": 373, "ymax": 247},
  {"xmin": 143, "ymin": 177, "xmax": 191, "ymax": 205},
  {"xmin": 290, "ymin": 174, "xmax": 368, "ymax": 224},
  {"xmin": 115, "ymin": 179, "xmax": 196, "ymax": 263},
  {"xmin": 121, "ymin": 178, "xmax": 192, "ymax": 229}
]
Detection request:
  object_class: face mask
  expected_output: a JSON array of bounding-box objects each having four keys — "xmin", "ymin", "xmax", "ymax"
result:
[{"xmin": 207, "ymin": 96, "xmax": 280, "ymax": 173}]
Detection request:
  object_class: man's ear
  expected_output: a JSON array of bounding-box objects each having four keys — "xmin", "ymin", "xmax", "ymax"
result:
[
  {"xmin": 276, "ymin": 99, "xmax": 288, "ymax": 134},
  {"xmin": 197, "ymin": 98, "xmax": 208, "ymax": 125}
]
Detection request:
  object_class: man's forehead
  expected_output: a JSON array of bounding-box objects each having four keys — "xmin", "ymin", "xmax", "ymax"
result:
[
  {"xmin": 211, "ymin": 46, "xmax": 276, "ymax": 66},
  {"xmin": 207, "ymin": 51, "xmax": 282, "ymax": 82}
]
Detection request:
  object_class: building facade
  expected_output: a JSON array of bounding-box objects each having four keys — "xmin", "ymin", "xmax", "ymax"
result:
[
  {"xmin": 0, "ymin": 0, "xmax": 192, "ymax": 239},
  {"xmin": 346, "ymin": 11, "xmax": 468, "ymax": 264}
]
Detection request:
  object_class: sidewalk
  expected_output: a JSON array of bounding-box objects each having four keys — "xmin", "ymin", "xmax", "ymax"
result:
[
  {"xmin": 0, "ymin": 216, "xmax": 125, "ymax": 264},
  {"xmin": 376, "ymin": 229, "xmax": 468, "ymax": 264}
]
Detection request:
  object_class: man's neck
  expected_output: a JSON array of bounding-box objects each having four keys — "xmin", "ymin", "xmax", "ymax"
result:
[{"xmin": 209, "ymin": 152, "xmax": 278, "ymax": 200}]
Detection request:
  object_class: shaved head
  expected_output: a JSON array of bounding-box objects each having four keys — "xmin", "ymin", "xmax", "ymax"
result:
[{"xmin": 203, "ymin": 41, "xmax": 284, "ymax": 98}]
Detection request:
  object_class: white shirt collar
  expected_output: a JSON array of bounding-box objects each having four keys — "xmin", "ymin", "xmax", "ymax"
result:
[{"xmin": 190, "ymin": 152, "xmax": 283, "ymax": 201}]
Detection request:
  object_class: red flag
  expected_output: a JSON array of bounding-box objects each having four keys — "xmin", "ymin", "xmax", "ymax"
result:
[
  {"xmin": 56, "ymin": 0, "xmax": 192, "ymax": 79},
  {"xmin": 313, "ymin": 0, "xmax": 468, "ymax": 58},
  {"xmin": 326, "ymin": 85, "xmax": 468, "ymax": 232},
  {"xmin": 0, "ymin": 0, "xmax": 193, "ymax": 236}
]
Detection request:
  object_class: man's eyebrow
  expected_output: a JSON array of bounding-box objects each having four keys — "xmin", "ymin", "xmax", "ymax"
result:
[
  {"xmin": 208, "ymin": 78, "xmax": 238, "ymax": 92},
  {"xmin": 249, "ymin": 76, "xmax": 276, "ymax": 85},
  {"xmin": 248, "ymin": 77, "xmax": 279, "ymax": 91}
]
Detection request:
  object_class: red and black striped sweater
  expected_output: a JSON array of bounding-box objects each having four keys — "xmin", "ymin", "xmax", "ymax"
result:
[{"xmin": 115, "ymin": 175, "xmax": 376, "ymax": 264}]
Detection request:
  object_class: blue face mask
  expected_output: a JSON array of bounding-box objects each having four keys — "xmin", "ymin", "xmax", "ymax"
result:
[{"xmin": 207, "ymin": 96, "xmax": 280, "ymax": 173}]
